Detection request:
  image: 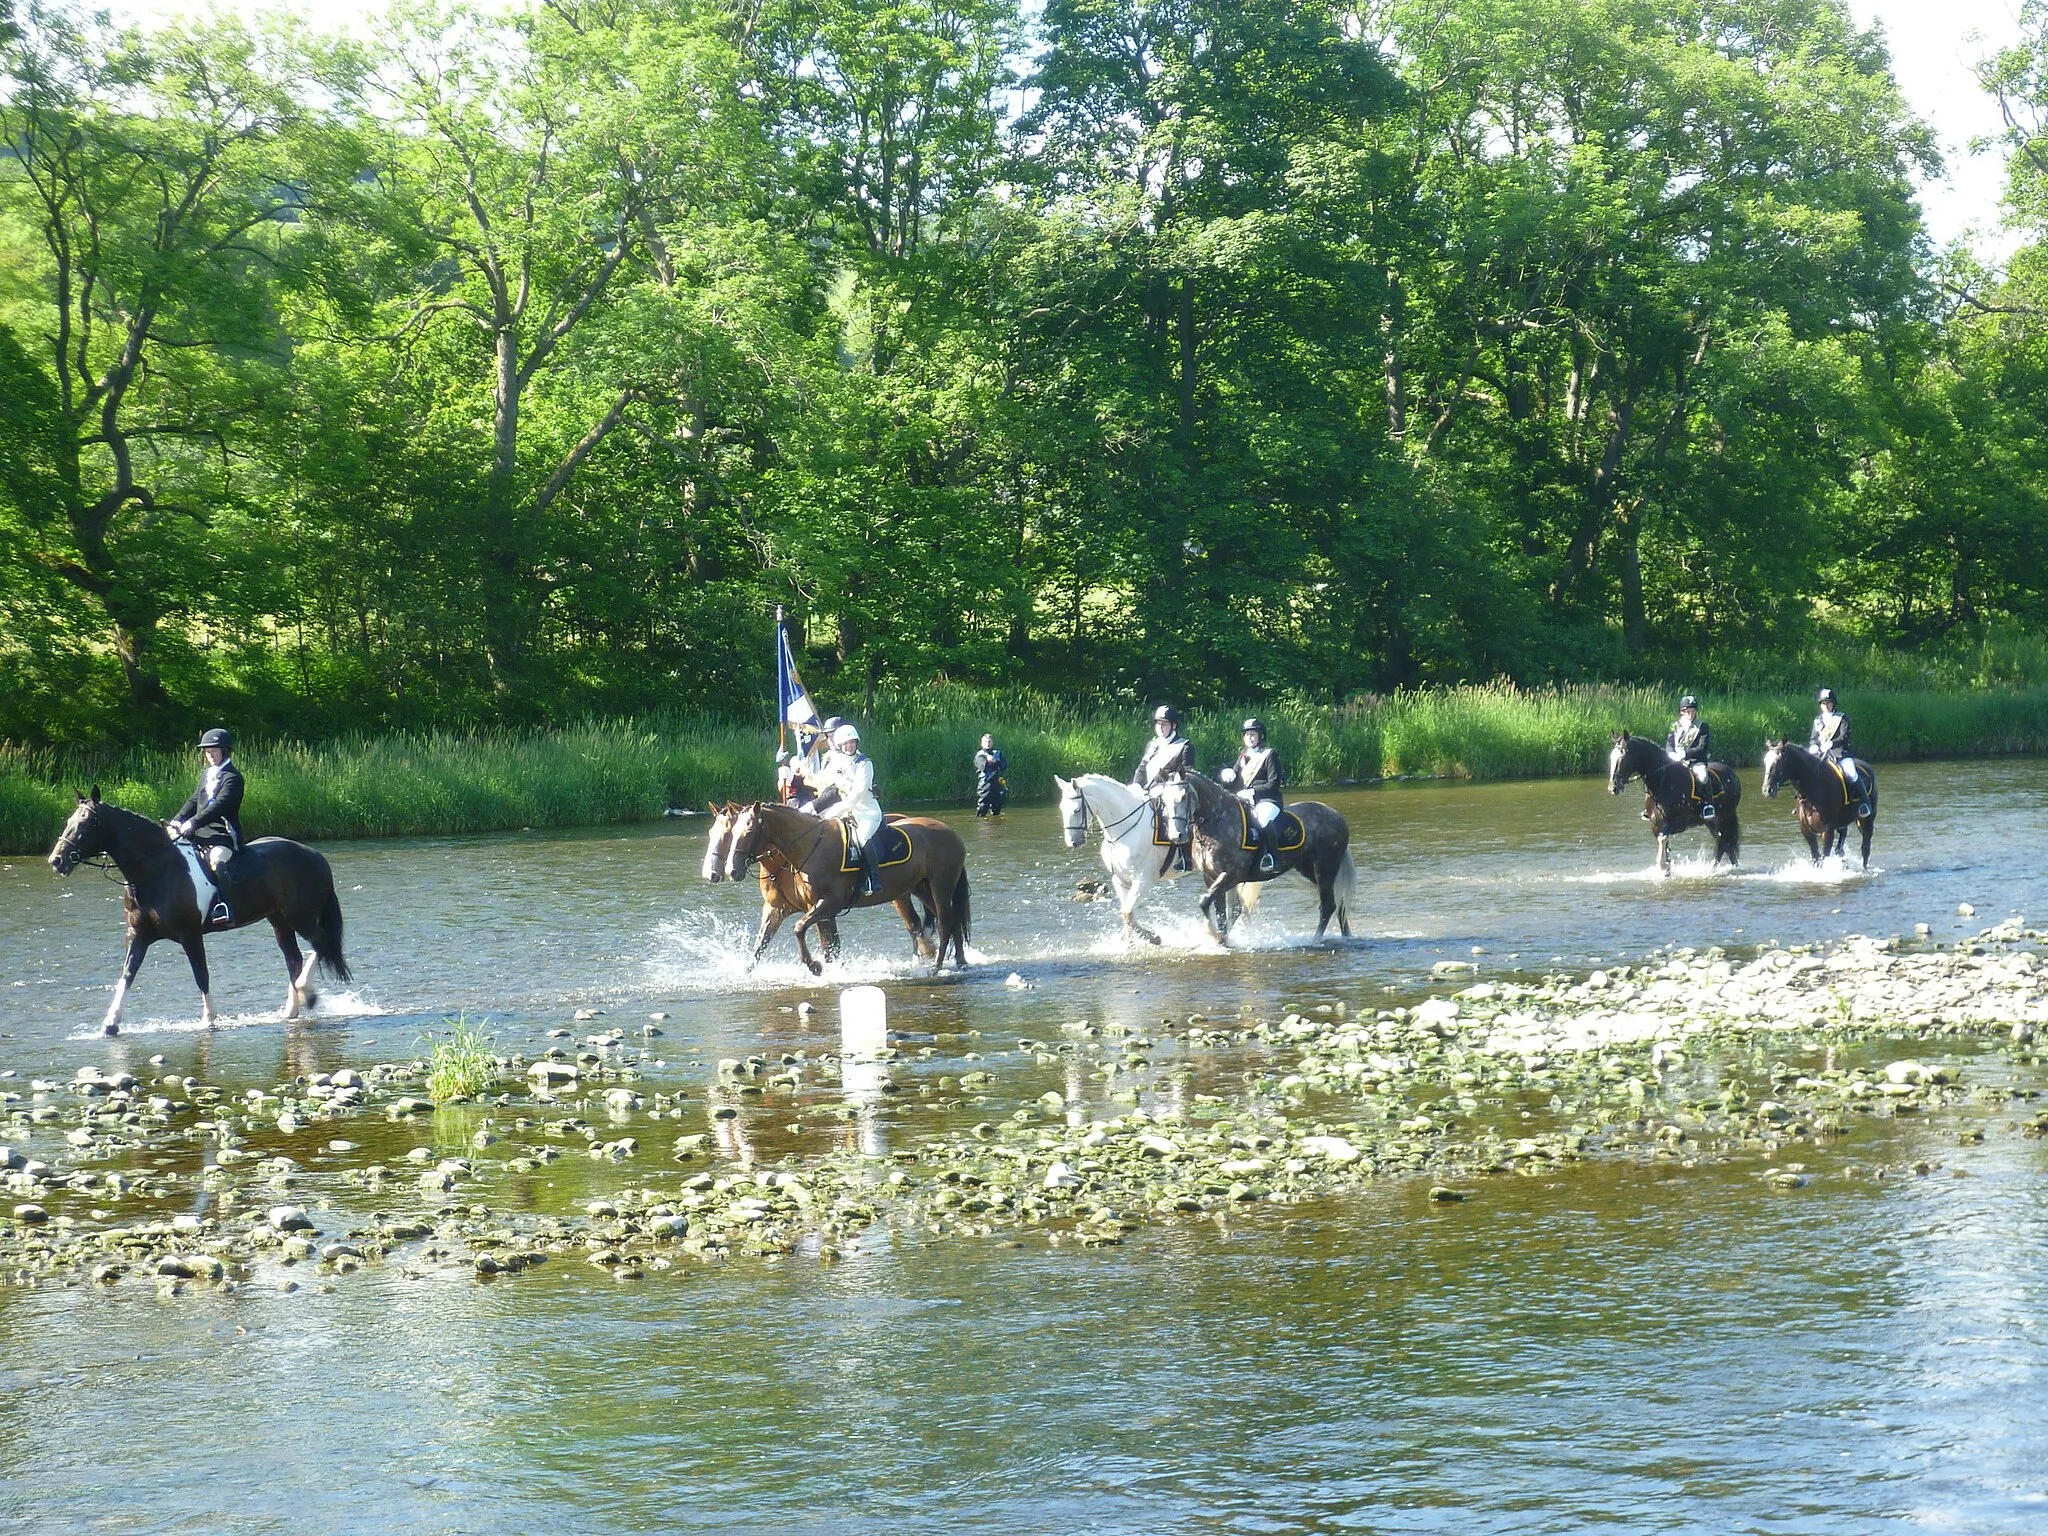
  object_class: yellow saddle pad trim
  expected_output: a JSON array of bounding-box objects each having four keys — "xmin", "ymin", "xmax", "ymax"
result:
[
  {"xmin": 838, "ymin": 822, "xmax": 913, "ymax": 874},
  {"xmin": 1236, "ymin": 803, "xmax": 1305, "ymax": 852}
]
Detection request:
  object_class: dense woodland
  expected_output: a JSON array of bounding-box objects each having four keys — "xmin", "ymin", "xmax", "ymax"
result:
[{"xmin": 7, "ymin": 0, "xmax": 2048, "ymax": 748}]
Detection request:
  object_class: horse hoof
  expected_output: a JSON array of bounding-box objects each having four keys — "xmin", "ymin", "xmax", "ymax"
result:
[{"xmin": 101, "ymin": 1022, "xmax": 119, "ymax": 1037}]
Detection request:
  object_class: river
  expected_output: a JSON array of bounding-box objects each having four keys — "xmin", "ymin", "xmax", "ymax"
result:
[{"xmin": 1, "ymin": 761, "xmax": 2045, "ymax": 1532}]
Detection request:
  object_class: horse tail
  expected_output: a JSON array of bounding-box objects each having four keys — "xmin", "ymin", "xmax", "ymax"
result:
[
  {"xmin": 1723, "ymin": 805, "xmax": 1742, "ymax": 866},
  {"xmin": 312, "ymin": 888, "xmax": 352, "ymax": 983},
  {"xmin": 1334, "ymin": 850, "xmax": 1356, "ymax": 923},
  {"xmin": 949, "ymin": 868, "xmax": 971, "ymax": 960}
]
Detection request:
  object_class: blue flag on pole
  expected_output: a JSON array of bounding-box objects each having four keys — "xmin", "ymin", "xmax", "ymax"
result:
[{"xmin": 776, "ymin": 608, "xmax": 817, "ymax": 751}]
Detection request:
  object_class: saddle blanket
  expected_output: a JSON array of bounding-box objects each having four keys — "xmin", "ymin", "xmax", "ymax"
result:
[
  {"xmin": 1235, "ymin": 804, "xmax": 1306, "ymax": 853},
  {"xmin": 837, "ymin": 821, "xmax": 913, "ymax": 874}
]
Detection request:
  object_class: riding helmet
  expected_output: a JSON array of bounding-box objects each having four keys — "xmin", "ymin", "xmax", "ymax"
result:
[
  {"xmin": 831, "ymin": 723, "xmax": 861, "ymax": 747},
  {"xmin": 198, "ymin": 727, "xmax": 233, "ymax": 751},
  {"xmin": 1153, "ymin": 704, "xmax": 1179, "ymax": 724},
  {"xmin": 821, "ymin": 715, "xmax": 845, "ymax": 734},
  {"xmin": 1678, "ymin": 696, "xmax": 1697, "ymax": 711},
  {"xmin": 1241, "ymin": 717, "xmax": 1266, "ymax": 736},
  {"xmin": 1816, "ymin": 687, "xmax": 1836, "ymax": 704}
]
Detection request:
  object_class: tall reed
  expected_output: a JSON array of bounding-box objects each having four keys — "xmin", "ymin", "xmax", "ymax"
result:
[{"xmin": 5, "ymin": 680, "xmax": 2046, "ymax": 854}]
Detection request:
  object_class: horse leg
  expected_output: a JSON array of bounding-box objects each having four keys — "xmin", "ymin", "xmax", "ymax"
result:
[
  {"xmin": 181, "ymin": 935, "xmax": 217, "ymax": 1024},
  {"xmin": 103, "ymin": 925, "xmax": 151, "ymax": 1033},
  {"xmin": 791, "ymin": 902, "xmax": 847, "ymax": 977},
  {"xmin": 1859, "ymin": 815, "xmax": 1874, "ymax": 870},
  {"xmin": 1201, "ymin": 874, "xmax": 1236, "ymax": 941},
  {"xmin": 894, "ymin": 896, "xmax": 929, "ymax": 958},
  {"xmin": 751, "ymin": 901, "xmax": 790, "ymax": 966},
  {"xmin": 1656, "ymin": 833, "xmax": 1671, "ymax": 877},
  {"xmin": 274, "ymin": 922, "xmax": 307, "ymax": 1019},
  {"xmin": 1314, "ymin": 860, "xmax": 1338, "ymax": 938},
  {"xmin": 1116, "ymin": 871, "xmax": 1161, "ymax": 946}
]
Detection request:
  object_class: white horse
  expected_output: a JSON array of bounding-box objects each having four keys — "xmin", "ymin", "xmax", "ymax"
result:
[{"xmin": 1055, "ymin": 773, "xmax": 1195, "ymax": 944}]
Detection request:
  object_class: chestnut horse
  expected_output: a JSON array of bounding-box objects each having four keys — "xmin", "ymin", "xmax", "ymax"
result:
[
  {"xmin": 712, "ymin": 802, "xmax": 970, "ymax": 974},
  {"xmin": 702, "ymin": 803, "xmax": 937, "ymax": 967},
  {"xmin": 1762, "ymin": 740, "xmax": 1878, "ymax": 868}
]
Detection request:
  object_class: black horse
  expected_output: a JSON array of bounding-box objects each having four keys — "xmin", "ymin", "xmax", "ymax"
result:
[
  {"xmin": 48, "ymin": 790, "xmax": 350, "ymax": 1032},
  {"xmin": 1607, "ymin": 733, "xmax": 1742, "ymax": 875},
  {"xmin": 1167, "ymin": 770, "xmax": 1355, "ymax": 942},
  {"xmin": 1762, "ymin": 740, "xmax": 1877, "ymax": 868}
]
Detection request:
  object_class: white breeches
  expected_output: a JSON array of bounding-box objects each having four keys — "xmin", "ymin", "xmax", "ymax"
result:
[{"xmin": 1250, "ymin": 799, "xmax": 1281, "ymax": 827}]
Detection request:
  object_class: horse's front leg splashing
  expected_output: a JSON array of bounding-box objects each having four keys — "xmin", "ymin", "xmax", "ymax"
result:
[
  {"xmin": 103, "ymin": 927, "xmax": 152, "ymax": 1033},
  {"xmin": 180, "ymin": 935, "xmax": 217, "ymax": 1025}
]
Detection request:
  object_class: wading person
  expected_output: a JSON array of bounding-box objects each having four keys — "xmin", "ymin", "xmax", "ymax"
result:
[
  {"xmin": 1221, "ymin": 717, "xmax": 1286, "ymax": 872},
  {"xmin": 813, "ymin": 723, "xmax": 884, "ymax": 895},
  {"xmin": 1133, "ymin": 704, "xmax": 1196, "ymax": 871},
  {"xmin": 1664, "ymin": 695, "xmax": 1715, "ymax": 820},
  {"xmin": 165, "ymin": 727, "xmax": 243, "ymax": 928},
  {"xmin": 1810, "ymin": 687, "xmax": 1869, "ymax": 818},
  {"xmin": 973, "ymin": 733, "xmax": 1007, "ymax": 818}
]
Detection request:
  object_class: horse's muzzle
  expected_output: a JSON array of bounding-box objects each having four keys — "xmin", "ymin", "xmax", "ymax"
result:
[{"xmin": 48, "ymin": 849, "xmax": 74, "ymax": 875}]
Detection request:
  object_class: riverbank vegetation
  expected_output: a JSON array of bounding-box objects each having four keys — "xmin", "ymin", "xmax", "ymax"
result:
[
  {"xmin": 6, "ymin": 676, "xmax": 2047, "ymax": 852},
  {"xmin": 9, "ymin": 0, "xmax": 2048, "ymax": 755}
]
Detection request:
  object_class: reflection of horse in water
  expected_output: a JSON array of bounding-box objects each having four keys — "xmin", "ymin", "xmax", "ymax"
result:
[
  {"xmin": 1055, "ymin": 774, "xmax": 1194, "ymax": 945},
  {"xmin": 1762, "ymin": 740, "xmax": 1878, "ymax": 868},
  {"xmin": 46, "ymin": 790, "xmax": 350, "ymax": 1031},
  {"xmin": 1607, "ymin": 733, "xmax": 1742, "ymax": 876},
  {"xmin": 1172, "ymin": 771, "xmax": 1354, "ymax": 942},
  {"xmin": 705, "ymin": 801, "xmax": 970, "ymax": 975}
]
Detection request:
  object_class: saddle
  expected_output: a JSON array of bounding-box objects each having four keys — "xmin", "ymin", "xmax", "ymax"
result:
[
  {"xmin": 837, "ymin": 821, "xmax": 912, "ymax": 875},
  {"xmin": 1234, "ymin": 803, "xmax": 1305, "ymax": 853},
  {"xmin": 1826, "ymin": 758, "xmax": 1867, "ymax": 811},
  {"xmin": 1151, "ymin": 805, "xmax": 1183, "ymax": 848}
]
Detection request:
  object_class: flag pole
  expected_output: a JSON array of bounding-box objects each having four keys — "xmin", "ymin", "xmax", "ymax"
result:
[{"xmin": 775, "ymin": 605, "xmax": 787, "ymax": 757}]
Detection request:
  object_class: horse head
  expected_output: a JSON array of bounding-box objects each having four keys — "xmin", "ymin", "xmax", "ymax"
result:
[
  {"xmin": 701, "ymin": 802, "xmax": 735, "ymax": 882},
  {"xmin": 1606, "ymin": 732, "xmax": 1635, "ymax": 795},
  {"xmin": 727, "ymin": 802, "xmax": 766, "ymax": 879},
  {"xmin": 1154, "ymin": 778, "xmax": 1192, "ymax": 843},
  {"xmin": 1054, "ymin": 775, "xmax": 1091, "ymax": 848},
  {"xmin": 47, "ymin": 787, "xmax": 105, "ymax": 876},
  {"xmin": 1761, "ymin": 739, "xmax": 1787, "ymax": 798}
]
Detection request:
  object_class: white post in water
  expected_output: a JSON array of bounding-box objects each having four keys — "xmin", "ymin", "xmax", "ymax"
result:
[
  {"xmin": 840, "ymin": 985, "xmax": 889, "ymax": 1157},
  {"xmin": 840, "ymin": 985, "xmax": 888, "ymax": 1058}
]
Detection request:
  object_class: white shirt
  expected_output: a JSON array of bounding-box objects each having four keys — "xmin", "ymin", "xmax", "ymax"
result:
[{"xmin": 816, "ymin": 750, "xmax": 883, "ymax": 841}]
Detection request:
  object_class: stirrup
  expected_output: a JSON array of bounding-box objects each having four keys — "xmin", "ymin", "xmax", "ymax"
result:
[
  {"xmin": 206, "ymin": 901, "xmax": 233, "ymax": 930},
  {"xmin": 1700, "ymin": 803, "xmax": 1715, "ymax": 820},
  {"xmin": 1257, "ymin": 852, "xmax": 1276, "ymax": 872}
]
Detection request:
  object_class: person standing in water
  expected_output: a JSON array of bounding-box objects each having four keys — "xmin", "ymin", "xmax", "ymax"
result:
[{"xmin": 973, "ymin": 733, "xmax": 1007, "ymax": 817}]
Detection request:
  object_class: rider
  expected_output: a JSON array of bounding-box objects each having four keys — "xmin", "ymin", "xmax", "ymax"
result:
[
  {"xmin": 1133, "ymin": 704, "xmax": 1196, "ymax": 871},
  {"xmin": 1665, "ymin": 695, "xmax": 1715, "ymax": 821},
  {"xmin": 1811, "ymin": 687, "xmax": 1870, "ymax": 818},
  {"xmin": 785, "ymin": 715, "xmax": 843, "ymax": 813},
  {"xmin": 973, "ymin": 733, "xmax": 1007, "ymax": 818},
  {"xmin": 812, "ymin": 722, "xmax": 884, "ymax": 896},
  {"xmin": 165, "ymin": 727, "xmax": 243, "ymax": 928},
  {"xmin": 1223, "ymin": 717, "xmax": 1285, "ymax": 873}
]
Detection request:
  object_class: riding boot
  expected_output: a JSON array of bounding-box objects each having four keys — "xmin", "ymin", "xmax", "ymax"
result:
[
  {"xmin": 1255, "ymin": 823, "xmax": 1278, "ymax": 874},
  {"xmin": 856, "ymin": 838, "xmax": 881, "ymax": 898},
  {"xmin": 204, "ymin": 850, "xmax": 235, "ymax": 930}
]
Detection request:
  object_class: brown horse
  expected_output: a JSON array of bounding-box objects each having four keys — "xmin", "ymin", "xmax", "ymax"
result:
[
  {"xmin": 702, "ymin": 803, "xmax": 937, "ymax": 966},
  {"xmin": 47, "ymin": 790, "xmax": 350, "ymax": 1032},
  {"xmin": 715, "ymin": 802, "xmax": 970, "ymax": 974},
  {"xmin": 1762, "ymin": 740, "xmax": 1877, "ymax": 868}
]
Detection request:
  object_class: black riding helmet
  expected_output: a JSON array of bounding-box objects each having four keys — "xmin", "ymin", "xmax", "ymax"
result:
[
  {"xmin": 1153, "ymin": 704, "xmax": 1179, "ymax": 725},
  {"xmin": 198, "ymin": 727, "xmax": 233, "ymax": 751},
  {"xmin": 1678, "ymin": 696, "xmax": 1697, "ymax": 711},
  {"xmin": 1816, "ymin": 687, "xmax": 1836, "ymax": 705},
  {"xmin": 1241, "ymin": 717, "xmax": 1266, "ymax": 738}
]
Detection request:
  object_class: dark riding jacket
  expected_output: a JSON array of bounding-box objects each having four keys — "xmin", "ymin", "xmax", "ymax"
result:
[
  {"xmin": 1234, "ymin": 746, "xmax": 1285, "ymax": 808},
  {"xmin": 1135, "ymin": 733, "xmax": 1195, "ymax": 789},
  {"xmin": 1666, "ymin": 717, "xmax": 1711, "ymax": 763},
  {"xmin": 174, "ymin": 760, "xmax": 244, "ymax": 851},
  {"xmin": 1810, "ymin": 711, "xmax": 1851, "ymax": 757}
]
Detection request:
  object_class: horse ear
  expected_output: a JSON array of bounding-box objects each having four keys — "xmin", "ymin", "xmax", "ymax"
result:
[{"xmin": 89, "ymin": 784, "xmax": 100, "ymax": 804}]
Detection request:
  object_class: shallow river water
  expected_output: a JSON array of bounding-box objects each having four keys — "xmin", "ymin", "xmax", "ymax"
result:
[{"xmin": 2, "ymin": 762, "xmax": 2047, "ymax": 1533}]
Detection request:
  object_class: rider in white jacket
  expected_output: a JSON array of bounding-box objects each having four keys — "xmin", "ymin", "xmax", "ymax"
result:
[{"xmin": 813, "ymin": 723, "xmax": 884, "ymax": 893}]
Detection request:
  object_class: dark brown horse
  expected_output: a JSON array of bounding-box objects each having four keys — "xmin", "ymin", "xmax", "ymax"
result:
[
  {"xmin": 47, "ymin": 790, "xmax": 350, "ymax": 1032},
  {"xmin": 1607, "ymin": 733, "xmax": 1742, "ymax": 875},
  {"xmin": 1762, "ymin": 740, "xmax": 1878, "ymax": 867},
  {"xmin": 716, "ymin": 802, "xmax": 970, "ymax": 974},
  {"xmin": 1168, "ymin": 771, "xmax": 1354, "ymax": 942},
  {"xmin": 702, "ymin": 803, "xmax": 937, "ymax": 965}
]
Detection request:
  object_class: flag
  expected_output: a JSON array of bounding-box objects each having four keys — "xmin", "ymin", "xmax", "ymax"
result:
[{"xmin": 776, "ymin": 607, "xmax": 818, "ymax": 753}]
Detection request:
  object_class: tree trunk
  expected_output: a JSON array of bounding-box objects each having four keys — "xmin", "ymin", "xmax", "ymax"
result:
[{"xmin": 1616, "ymin": 504, "xmax": 1646, "ymax": 658}]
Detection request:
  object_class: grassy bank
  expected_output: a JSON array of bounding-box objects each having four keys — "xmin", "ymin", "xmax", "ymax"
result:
[{"xmin": 6, "ymin": 680, "xmax": 2048, "ymax": 855}]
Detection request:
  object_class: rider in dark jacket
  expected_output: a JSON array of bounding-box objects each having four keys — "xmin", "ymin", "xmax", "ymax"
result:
[
  {"xmin": 1665, "ymin": 695, "xmax": 1715, "ymax": 820},
  {"xmin": 1134, "ymin": 705, "xmax": 1196, "ymax": 871},
  {"xmin": 1224, "ymin": 717, "xmax": 1285, "ymax": 872},
  {"xmin": 1810, "ymin": 688, "xmax": 1869, "ymax": 817},
  {"xmin": 166, "ymin": 727, "xmax": 243, "ymax": 927}
]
